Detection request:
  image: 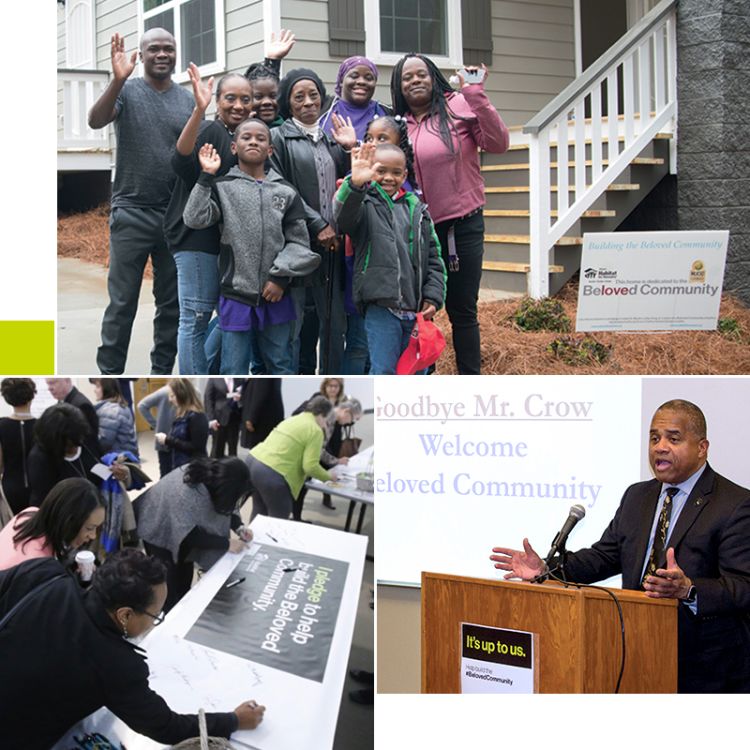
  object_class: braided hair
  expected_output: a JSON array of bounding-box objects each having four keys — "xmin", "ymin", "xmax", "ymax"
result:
[
  {"xmin": 390, "ymin": 53, "xmax": 466, "ymax": 154},
  {"xmin": 364, "ymin": 115, "xmax": 420, "ymax": 193},
  {"xmin": 244, "ymin": 62, "xmax": 279, "ymax": 83}
]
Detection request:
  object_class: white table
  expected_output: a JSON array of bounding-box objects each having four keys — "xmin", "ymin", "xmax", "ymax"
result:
[
  {"xmin": 52, "ymin": 516, "xmax": 367, "ymax": 750},
  {"xmin": 305, "ymin": 477, "xmax": 374, "ymax": 534}
]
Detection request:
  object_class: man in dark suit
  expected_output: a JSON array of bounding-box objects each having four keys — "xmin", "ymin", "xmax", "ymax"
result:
[
  {"xmin": 204, "ymin": 378, "xmax": 245, "ymax": 457},
  {"xmin": 239, "ymin": 379, "xmax": 284, "ymax": 450},
  {"xmin": 491, "ymin": 399, "xmax": 750, "ymax": 693},
  {"xmin": 46, "ymin": 378, "xmax": 101, "ymax": 454}
]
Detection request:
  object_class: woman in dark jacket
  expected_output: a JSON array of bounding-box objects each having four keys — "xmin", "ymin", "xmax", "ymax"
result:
[
  {"xmin": 0, "ymin": 378, "xmax": 37, "ymax": 514},
  {"xmin": 269, "ymin": 68, "xmax": 356, "ymax": 374},
  {"xmin": 26, "ymin": 403, "xmax": 129, "ymax": 506},
  {"xmin": 134, "ymin": 456, "xmax": 253, "ymax": 612},
  {"xmin": 0, "ymin": 549, "xmax": 264, "ymax": 749},
  {"xmin": 155, "ymin": 378, "xmax": 209, "ymax": 472}
]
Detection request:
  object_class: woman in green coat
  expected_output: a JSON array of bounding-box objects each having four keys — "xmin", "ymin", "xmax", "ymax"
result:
[{"xmin": 246, "ymin": 395, "xmax": 333, "ymax": 519}]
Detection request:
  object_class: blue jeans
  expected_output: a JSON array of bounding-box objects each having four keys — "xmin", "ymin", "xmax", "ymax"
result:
[
  {"xmin": 221, "ymin": 321, "xmax": 295, "ymax": 375},
  {"xmin": 204, "ymin": 316, "xmax": 222, "ymax": 374},
  {"xmin": 174, "ymin": 251, "xmax": 220, "ymax": 374},
  {"xmin": 343, "ymin": 313, "xmax": 369, "ymax": 375},
  {"xmin": 364, "ymin": 305, "xmax": 415, "ymax": 375}
]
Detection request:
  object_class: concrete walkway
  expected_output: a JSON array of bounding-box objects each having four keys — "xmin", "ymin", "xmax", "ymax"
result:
[{"xmin": 58, "ymin": 257, "xmax": 163, "ymax": 374}]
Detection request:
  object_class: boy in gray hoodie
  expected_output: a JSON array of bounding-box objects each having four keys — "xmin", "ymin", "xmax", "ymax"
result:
[{"xmin": 183, "ymin": 118, "xmax": 319, "ymax": 374}]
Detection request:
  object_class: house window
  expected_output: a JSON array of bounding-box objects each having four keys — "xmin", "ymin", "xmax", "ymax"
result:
[
  {"xmin": 365, "ymin": 0, "xmax": 462, "ymax": 67},
  {"xmin": 380, "ymin": 0, "xmax": 447, "ymax": 57},
  {"xmin": 141, "ymin": 0, "xmax": 224, "ymax": 76}
]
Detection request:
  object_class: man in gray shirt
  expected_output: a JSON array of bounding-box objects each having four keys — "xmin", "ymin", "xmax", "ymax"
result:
[{"xmin": 88, "ymin": 29, "xmax": 194, "ymax": 374}]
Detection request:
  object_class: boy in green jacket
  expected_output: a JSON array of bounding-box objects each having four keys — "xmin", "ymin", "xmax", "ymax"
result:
[{"xmin": 333, "ymin": 142, "xmax": 446, "ymax": 374}]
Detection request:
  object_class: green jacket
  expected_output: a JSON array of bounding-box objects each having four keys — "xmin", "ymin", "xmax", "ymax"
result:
[
  {"xmin": 333, "ymin": 177, "xmax": 447, "ymax": 314},
  {"xmin": 249, "ymin": 412, "xmax": 331, "ymax": 497}
]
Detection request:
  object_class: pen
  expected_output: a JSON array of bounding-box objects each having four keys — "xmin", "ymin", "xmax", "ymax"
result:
[
  {"xmin": 225, "ymin": 577, "xmax": 246, "ymax": 589},
  {"xmin": 266, "ymin": 533, "xmax": 278, "ymax": 542}
]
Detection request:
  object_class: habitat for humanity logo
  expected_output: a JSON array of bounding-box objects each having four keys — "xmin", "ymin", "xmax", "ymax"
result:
[
  {"xmin": 690, "ymin": 260, "xmax": 706, "ymax": 283},
  {"xmin": 583, "ymin": 267, "xmax": 618, "ymax": 281}
]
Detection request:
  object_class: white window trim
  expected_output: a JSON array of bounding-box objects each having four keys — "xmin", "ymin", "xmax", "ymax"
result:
[
  {"xmin": 364, "ymin": 0, "xmax": 464, "ymax": 69},
  {"xmin": 262, "ymin": 0, "xmax": 282, "ymax": 57},
  {"xmin": 137, "ymin": 0, "xmax": 226, "ymax": 84}
]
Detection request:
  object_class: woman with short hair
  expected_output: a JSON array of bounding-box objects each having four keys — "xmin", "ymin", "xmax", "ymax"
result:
[
  {"xmin": 0, "ymin": 378, "xmax": 37, "ymax": 514},
  {"xmin": 247, "ymin": 395, "xmax": 334, "ymax": 519},
  {"xmin": 26, "ymin": 403, "xmax": 111, "ymax": 506},
  {"xmin": 0, "ymin": 548, "xmax": 265, "ymax": 749}
]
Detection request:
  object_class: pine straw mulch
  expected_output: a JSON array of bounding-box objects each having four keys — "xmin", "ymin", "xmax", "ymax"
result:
[
  {"xmin": 58, "ymin": 205, "xmax": 750, "ymax": 375},
  {"xmin": 58, "ymin": 203, "xmax": 153, "ymax": 280},
  {"xmin": 433, "ymin": 282, "xmax": 750, "ymax": 374}
]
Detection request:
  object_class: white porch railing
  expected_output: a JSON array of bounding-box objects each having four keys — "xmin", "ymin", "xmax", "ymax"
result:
[
  {"xmin": 58, "ymin": 68, "xmax": 111, "ymax": 150},
  {"xmin": 524, "ymin": 0, "xmax": 678, "ymax": 298}
]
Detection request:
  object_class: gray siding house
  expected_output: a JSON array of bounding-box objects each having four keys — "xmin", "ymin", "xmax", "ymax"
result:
[{"xmin": 57, "ymin": 0, "xmax": 749, "ymax": 301}]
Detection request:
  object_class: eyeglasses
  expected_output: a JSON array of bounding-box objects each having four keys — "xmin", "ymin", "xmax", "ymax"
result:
[{"xmin": 138, "ymin": 608, "xmax": 165, "ymax": 626}]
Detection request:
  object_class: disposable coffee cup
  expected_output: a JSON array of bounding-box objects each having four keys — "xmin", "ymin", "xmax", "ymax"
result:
[{"xmin": 76, "ymin": 550, "xmax": 96, "ymax": 581}]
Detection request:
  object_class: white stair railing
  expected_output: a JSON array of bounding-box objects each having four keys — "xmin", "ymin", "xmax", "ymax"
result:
[
  {"xmin": 58, "ymin": 69, "xmax": 111, "ymax": 150},
  {"xmin": 524, "ymin": 0, "xmax": 677, "ymax": 298}
]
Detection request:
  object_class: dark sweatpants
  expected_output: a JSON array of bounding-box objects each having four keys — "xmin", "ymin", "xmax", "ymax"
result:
[{"xmin": 97, "ymin": 206, "xmax": 179, "ymax": 375}]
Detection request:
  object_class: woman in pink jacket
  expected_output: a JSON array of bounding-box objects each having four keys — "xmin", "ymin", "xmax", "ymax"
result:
[
  {"xmin": 390, "ymin": 54, "xmax": 509, "ymax": 374},
  {"xmin": 0, "ymin": 478, "xmax": 104, "ymax": 571}
]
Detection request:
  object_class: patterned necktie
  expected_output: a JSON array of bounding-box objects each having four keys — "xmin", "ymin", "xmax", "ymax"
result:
[{"xmin": 643, "ymin": 486, "xmax": 680, "ymax": 585}]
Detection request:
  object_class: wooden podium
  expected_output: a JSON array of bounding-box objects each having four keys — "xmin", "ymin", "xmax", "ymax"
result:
[{"xmin": 422, "ymin": 571, "xmax": 678, "ymax": 693}]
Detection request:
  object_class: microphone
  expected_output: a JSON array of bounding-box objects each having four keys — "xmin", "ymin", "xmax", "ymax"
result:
[{"xmin": 544, "ymin": 504, "xmax": 586, "ymax": 563}]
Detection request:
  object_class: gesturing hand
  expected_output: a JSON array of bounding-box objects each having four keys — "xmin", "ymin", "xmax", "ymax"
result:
[
  {"xmin": 350, "ymin": 143, "xmax": 377, "ymax": 188},
  {"xmin": 489, "ymin": 538, "xmax": 546, "ymax": 580},
  {"xmin": 111, "ymin": 33, "xmax": 137, "ymax": 82},
  {"xmin": 198, "ymin": 143, "xmax": 221, "ymax": 174},
  {"xmin": 643, "ymin": 547, "xmax": 693, "ymax": 600},
  {"xmin": 267, "ymin": 28, "xmax": 296, "ymax": 60},
  {"xmin": 330, "ymin": 113, "xmax": 357, "ymax": 151},
  {"xmin": 188, "ymin": 62, "xmax": 214, "ymax": 112}
]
